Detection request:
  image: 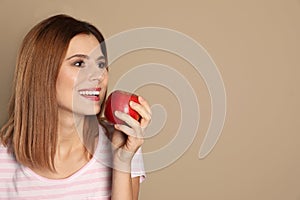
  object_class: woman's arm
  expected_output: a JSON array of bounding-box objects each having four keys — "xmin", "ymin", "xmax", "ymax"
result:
[
  {"xmin": 111, "ymin": 169, "xmax": 133, "ymax": 199},
  {"xmin": 109, "ymin": 96, "xmax": 151, "ymax": 200},
  {"xmin": 132, "ymin": 177, "xmax": 140, "ymax": 200},
  {"xmin": 111, "ymin": 169, "xmax": 141, "ymax": 200},
  {"xmin": 110, "ymin": 141, "xmax": 140, "ymax": 200},
  {"xmin": 99, "ymin": 122, "xmax": 141, "ymax": 200}
]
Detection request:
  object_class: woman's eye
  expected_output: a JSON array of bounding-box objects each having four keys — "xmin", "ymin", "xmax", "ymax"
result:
[
  {"xmin": 98, "ymin": 62, "xmax": 106, "ymax": 69},
  {"xmin": 73, "ymin": 60, "xmax": 85, "ymax": 67}
]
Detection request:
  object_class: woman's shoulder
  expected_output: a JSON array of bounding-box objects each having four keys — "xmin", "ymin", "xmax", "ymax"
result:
[
  {"xmin": 0, "ymin": 143, "xmax": 8, "ymax": 154},
  {"xmin": 0, "ymin": 144, "xmax": 15, "ymax": 159},
  {"xmin": 0, "ymin": 144, "xmax": 19, "ymax": 170}
]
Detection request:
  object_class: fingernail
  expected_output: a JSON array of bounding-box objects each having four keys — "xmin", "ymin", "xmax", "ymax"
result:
[
  {"xmin": 139, "ymin": 96, "xmax": 144, "ymax": 102},
  {"xmin": 114, "ymin": 111, "xmax": 120, "ymax": 116}
]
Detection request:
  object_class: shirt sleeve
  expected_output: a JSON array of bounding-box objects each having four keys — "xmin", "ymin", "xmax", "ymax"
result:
[{"xmin": 131, "ymin": 147, "xmax": 146, "ymax": 183}]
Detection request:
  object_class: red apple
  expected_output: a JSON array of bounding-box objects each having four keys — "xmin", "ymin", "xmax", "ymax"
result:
[{"xmin": 104, "ymin": 90, "xmax": 141, "ymax": 124}]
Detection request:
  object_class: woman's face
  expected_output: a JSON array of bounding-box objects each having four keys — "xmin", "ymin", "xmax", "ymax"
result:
[{"xmin": 56, "ymin": 34, "xmax": 108, "ymax": 116}]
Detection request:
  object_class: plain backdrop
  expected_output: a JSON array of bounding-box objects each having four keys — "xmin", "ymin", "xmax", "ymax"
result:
[{"xmin": 0, "ymin": 0, "xmax": 299, "ymax": 199}]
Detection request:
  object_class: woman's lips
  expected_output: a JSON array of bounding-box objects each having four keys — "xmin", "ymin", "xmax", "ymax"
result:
[{"xmin": 78, "ymin": 88, "xmax": 101, "ymax": 101}]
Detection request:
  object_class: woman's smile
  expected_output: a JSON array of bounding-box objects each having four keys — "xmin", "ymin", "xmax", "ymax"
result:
[{"xmin": 78, "ymin": 87, "xmax": 101, "ymax": 101}]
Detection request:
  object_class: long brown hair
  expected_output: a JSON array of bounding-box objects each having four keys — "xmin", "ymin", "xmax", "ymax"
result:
[{"xmin": 0, "ymin": 14, "xmax": 107, "ymax": 171}]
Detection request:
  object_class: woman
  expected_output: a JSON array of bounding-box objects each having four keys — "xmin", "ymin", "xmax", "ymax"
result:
[{"xmin": 0, "ymin": 14, "xmax": 151, "ymax": 199}]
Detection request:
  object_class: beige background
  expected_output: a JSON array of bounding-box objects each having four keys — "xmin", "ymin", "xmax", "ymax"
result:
[{"xmin": 0, "ymin": 0, "xmax": 299, "ymax": 199}]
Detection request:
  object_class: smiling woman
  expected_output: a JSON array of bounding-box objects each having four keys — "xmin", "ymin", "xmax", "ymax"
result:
[
  {"xmin": 0, "ymin": 14, "xmax": 151, "ymax": 200},
  {"xmin": 56, "ymin": 34, "xmax": 108, "ymax": 116}
]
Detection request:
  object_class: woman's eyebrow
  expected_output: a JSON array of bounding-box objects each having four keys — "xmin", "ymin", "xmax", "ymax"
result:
[
  {"xmin": 95, "ymin": 55, "xmax": 105, "ymax": 61},
  {"xmin": 66, "ymin": 54, "xmax": 105, "ymax": 61},
  {"xmin": 66, "ymin": 54, "xmax": 89, "ymax": 60}
]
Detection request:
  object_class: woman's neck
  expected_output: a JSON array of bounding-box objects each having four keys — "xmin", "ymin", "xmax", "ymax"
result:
[
  {"xmin": 30, "ymin": 112, "xmax": 90, "ymax": 179},
  {"xmin": 56, "ymin": 110, "xmax": 85, "ymax": 159}
]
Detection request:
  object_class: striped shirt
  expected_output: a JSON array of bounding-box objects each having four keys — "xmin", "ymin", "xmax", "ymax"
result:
[{"xmin": 0, "ymin": 126, "xmax": 146, "ymax": 199}]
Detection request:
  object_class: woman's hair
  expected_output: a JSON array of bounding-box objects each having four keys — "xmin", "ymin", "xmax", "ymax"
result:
[{"xmin": 0, "ymin": 14, "xmax": 107, "ymax": 171}]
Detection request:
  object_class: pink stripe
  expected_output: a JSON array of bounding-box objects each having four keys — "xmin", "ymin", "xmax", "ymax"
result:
[
  {"xmin": 0, "ymin": 176, "xmax": 32, "ymax": 182},
  {"xmin": 85, "ymin": 167, "xmax": 111, "ymax": 175},
  {"xmin": 4, "ymin": 186, "xmax": 111, "ymax": 199},
  {"xmin": 0, "ymin": 168, "xmax": 18, "ymax": 173},
  {"xmin": 0, "ymin": 176, "xmax": 111, "ymax": 192},
  {"xmin": 0, "ymin": 159, "xmax": 17, "ymax": 164},
  {"xmin": 0, "ymin": 148, "xmax": 8, "ymax": 153}
]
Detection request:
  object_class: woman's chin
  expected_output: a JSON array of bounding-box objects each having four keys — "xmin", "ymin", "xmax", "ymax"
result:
[{"xmin": 73, "ymin": 106, "xmax": 101, "ymax": 116}]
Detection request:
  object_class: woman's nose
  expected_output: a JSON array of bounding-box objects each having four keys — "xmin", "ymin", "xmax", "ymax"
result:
[{"xmin": 88, "ymin": 64, "xmax": 106, "ymax": 83}]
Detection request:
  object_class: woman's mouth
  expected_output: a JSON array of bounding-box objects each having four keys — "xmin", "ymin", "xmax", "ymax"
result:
[{"xmin": 78, "ymin": 88, "xmax": 101, "ymax": 101}]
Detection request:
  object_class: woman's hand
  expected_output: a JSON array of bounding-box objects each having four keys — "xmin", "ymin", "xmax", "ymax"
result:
[{"xmin": 110, "ymin": 96, "xmax": 151, "ymax": 171}]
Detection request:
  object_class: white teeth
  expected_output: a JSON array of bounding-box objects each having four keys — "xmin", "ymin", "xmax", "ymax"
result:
[{"xmin": 79, "ymin": 91, "xmax": 100, "ymax": 96}]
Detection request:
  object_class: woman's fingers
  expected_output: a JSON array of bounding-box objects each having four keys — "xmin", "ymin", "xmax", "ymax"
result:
[
  {"xmin": 114, "ymin": 123, "xmax": 137, "ymax": 137},
  {"xmin": 114, "ymin": 121, "xmax": 144, "ymax": 153},
  {"xmin": 115, "ymin": 124, "xmax": 144, "ymax": 143},
  {"xmin": 138, "ymin": 96, "xmax": 152, "ymax": 115},
  {"xmin": 129, "ymin": 96, "xmax": 152, "ymax": 128},
  {"xmin": 114, "ymin": 111, "xmax": 140, "ymax": 129},
  {"xmin": 130, "ymin": 101, "xmax": 151, "ymax": 121}
]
